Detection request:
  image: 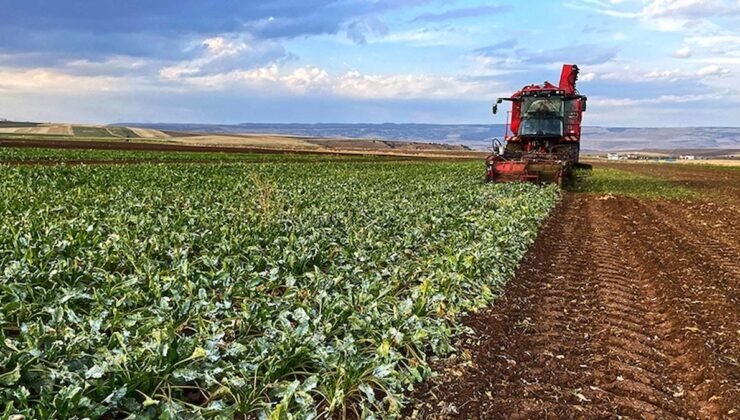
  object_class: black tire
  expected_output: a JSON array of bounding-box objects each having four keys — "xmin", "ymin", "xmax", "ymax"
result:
[
  {"xmin": 570, "ymin": 143, "xmax": 580, "ymax": 163},
  {"xmin": 553, "ymin": 143, "xmax": 580, "ymax": 163},
  {"xmin": 504, "ymin": 141, "xmax": 524, "ymax": 159}
]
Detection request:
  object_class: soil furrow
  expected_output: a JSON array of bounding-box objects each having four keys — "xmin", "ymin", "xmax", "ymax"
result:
[
  {"xmin": 586, "ymin": 199, "xmax": 700, "ymax": 416},
  {"xmin": 656, "ymin": 202, "xmax": 740, "ymax": 256},
  {"xmin": 606, "ymin": 197, "xmax": 737, "ymax": 417},
  {"xmin": 641, "ymin": 204, "xmax": 740, "ymax": 298},
  {"xmin": 629, "ymin": 201, "xmax": 740, "ymax": 373},
  {"xmin": 410, "ymin": 188, "xmax": 739, "ymax": 418}
]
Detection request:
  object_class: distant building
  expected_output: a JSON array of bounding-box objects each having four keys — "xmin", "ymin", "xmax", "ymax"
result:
[
  {"xmin": 607, "ymin": 153, "xmax": 621, "ymax": 161},
  {"xmin": 679, "ymin": 155, "xmax": 696, "ymax": 160}
]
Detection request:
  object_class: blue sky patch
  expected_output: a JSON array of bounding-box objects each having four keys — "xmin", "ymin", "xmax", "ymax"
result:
[{"xmin": 0, "ymin": 0, "xmax": 738, "ymax": 126}]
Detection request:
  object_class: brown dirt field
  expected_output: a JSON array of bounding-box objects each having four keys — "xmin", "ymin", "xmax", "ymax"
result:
[
  {"xmin": 0, "ymin": 138, "xmax": 322, "ymax": 155},
  {"xmin": 0, "ymin": 124, "xmax": 73, "ymax": 135},
  {"xmin": 308, "ymin": 138, "xmax": 472, "ymax": 153},
  {"xmin": 168, "ymin": 134, "xmax": 324, "ymax": 150},
  {"xmin": 0, "ymin": 138, "xmax": 485, "ymax": 160},
  {"xmin": 679, "ymin": 160, "xmax": 740, "ymax": 167},
  {"xmin": 602, "ymin": 162, "xmax": 740, "ymax": 204},
  {"xmin": 0, "ymin": 127, "xmax": 47, "ymax": 135},
  {"xmin": 410, "ymin": 166, "xmax": 740, "ymax": 419},
  {"xmin": 43, "ymin": 124, "xmax": 74, "ymax": 135},
  {"xmin": 168, "ymin": 135, "xmax": 482, "ymax": 156},
  {"xmin": 128, "ymin": 127, "xmax": 171, "ymax": 138}
]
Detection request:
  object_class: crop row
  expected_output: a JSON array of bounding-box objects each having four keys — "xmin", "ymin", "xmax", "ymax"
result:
[
  {"xmin": 0, "ymin": 160, "xmax": 558, "ymax": 418},
  {"xmin": 0, "ymin": 147, "xmax": 399, "ymax": 164}
]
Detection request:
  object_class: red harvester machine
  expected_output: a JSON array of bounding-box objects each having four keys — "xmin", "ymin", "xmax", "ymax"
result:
[{"xmin": 485, "ymin": 64, "xmax": 588, "ymax": 186}]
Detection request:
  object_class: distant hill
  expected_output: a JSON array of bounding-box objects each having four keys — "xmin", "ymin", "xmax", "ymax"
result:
[
  {"xmin": 582, "ymin": 127, "xmax": 740, "ymax": 152},
  {"xmin": 116, "ymin": 122, "xmax": 740, "ymax": 152},
  {"xmin": 117, "ymin": 122, "xmax": 503, "ymax": 148}
]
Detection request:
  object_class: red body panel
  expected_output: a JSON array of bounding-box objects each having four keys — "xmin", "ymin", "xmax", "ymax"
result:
[
  {"xmin": 485, "ymin": 154, "xmax": 568, "ymax": 185},
  {"xmin": 487, "ymin": 64, "xmax": 587, "ymax": 184},
  {"xmin": 509, "ymin": 91, "xmax": 522, "ymax": 136},
  {"xmin": 559, "ymin": 64, "xmax": 579, "ymax": 95},
  {"xmin": 504, "ymin": 64, "xmax": 585, "ymax": 145}
]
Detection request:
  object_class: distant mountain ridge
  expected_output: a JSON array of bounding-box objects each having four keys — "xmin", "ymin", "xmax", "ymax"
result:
[{"xmin": 115, "ymin": 122, "xmax": 740, "ymax": 152}]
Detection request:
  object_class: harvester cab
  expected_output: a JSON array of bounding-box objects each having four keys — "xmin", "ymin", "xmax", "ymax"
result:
[{"xmin": 486, "ymin": 64, "xmax": 587, "ymax": 186}]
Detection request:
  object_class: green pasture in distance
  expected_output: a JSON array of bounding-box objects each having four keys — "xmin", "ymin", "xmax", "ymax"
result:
[{"xmin": 570, "ymin": 167, "xmax": 697, "ymax": 199}]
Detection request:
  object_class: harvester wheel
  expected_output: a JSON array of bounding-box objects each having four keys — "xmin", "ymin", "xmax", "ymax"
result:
[
  {"xmin": 572, "ymin": 144, "xmax": 580, "ymax": 162},
  {"xmin": 504, "ymin": 141, "xmax": 524, "ymax": 158},
  {"xmin": 553, "ymin": 143, "xmax": 580, "ymax": 162}
]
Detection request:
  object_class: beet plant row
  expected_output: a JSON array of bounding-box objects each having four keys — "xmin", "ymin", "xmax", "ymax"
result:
[{"xmin": 0, "ymin": 161, "xmax": 558, "ymax": 418}]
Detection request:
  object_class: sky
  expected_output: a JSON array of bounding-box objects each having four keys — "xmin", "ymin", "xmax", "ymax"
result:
[{"xmin": 1, "ymin": 0, "xmax": 739, "ymax": 127}]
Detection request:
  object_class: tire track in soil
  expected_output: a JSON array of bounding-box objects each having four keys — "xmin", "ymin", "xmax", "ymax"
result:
[
  {"xmin": 620, "ymin": 200, "xmax": 740, "ymax": 399},
  {"xmin": 585, "ymin": 198, "xmax": 729, "ymax": 419},
  {"xmin": 410, "ymin": 194, "xmax": 739, "ymax": 419},
  {"xmin": 671, "ymin": 202, "xmax": 740, "ymax": 248},
  {"xmin": 410, "ymin": 195, "xmax": 606, "ymax": 418},
  {"xmin": 646, "ymin": 202, "xmax": 740, "ymax": 297}
]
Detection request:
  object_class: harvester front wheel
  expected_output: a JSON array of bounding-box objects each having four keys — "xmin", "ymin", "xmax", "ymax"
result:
[
  {"xmin": 504, "ymin": 141, "xmax": 524, "ymax": 158},
  {"xmin": 552, "ymin": 143, "xmax": 580, "ymax": 163}
]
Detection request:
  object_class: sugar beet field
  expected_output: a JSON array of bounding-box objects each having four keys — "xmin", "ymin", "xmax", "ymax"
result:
[
  {"xmin": 0, "ymin": 154, "xmax": 557, "ymax": 418},
  {"xmin": 2, "ymin": 150, "xmax": 739, "ymax": 419}
]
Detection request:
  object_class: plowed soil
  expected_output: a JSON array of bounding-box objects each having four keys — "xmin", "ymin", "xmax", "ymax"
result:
[
  {"xmin": 598, "ymin": 162, "xmax": 740, "ymax": 199},
  {"xmin": 411, "ymin": 165, "xmax": 739, "ymax": 419},
  {"xmin": 0, "ymin": 138, "xmax": 484, "ymax": 160}
]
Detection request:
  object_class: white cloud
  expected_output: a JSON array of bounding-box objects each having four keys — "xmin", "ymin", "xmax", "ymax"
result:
[
  {"xmin": 612, "ymin": 32, "xmax": 628, "ymax": 41},
  {"xmin": 164, "ymin": 64, "xmax": 330, "ymax": 93},
  {"xmin": 694, "ymin": 55, "xmax": 740, "ymax": 64},
  {"xmin": 643, "ymin": 0, "xmax": 729, "ymax": 19},
  {"xmin": 683, "ymin": 34, "xmax": 740, "ymax": 85},
  {"xmin": 0, "ymin": 56, "xmax": 501, "ymax": 102},
  {"xmin": 202, "ymin": 37, "xmax": 248, "ymax": 56},
  {"xmin": 162, "ymin": 63, "xmax": 499, "ymax": 100},
  {"xmin": 672, "ymin": 46, "xmax": 693, "ymax": 58},
  {"xmin": 282, "ymin": 66, "xmax": 331, "ymax": 92},
  {"xmin": 160, "ymin": 37, "xmax": 251, "ymax": 80},
  {"xmin": 568, "ymin": 0, "xmax": 740, "ymax": 31},
  {"xmin": 598, "ymin": 67, "xmax": 685, "ymax": 82},
  {"xmin": 697, "ymin": 64, "xmax": 730, "ymax": 75},
  {"xmin": 581, "ymin": 72, "xmax": 597, "ymax": 81},
  {"xmin": 158, "ymin": 35, "xmax": 289, "ymax": 81},
  {"xmin": 0, "ymin": 68, "xmax": 126, "ymax": 92},
  {"xmin": 160, "ymin": 63, "xmax": 199, "ymax": 80},
  {"xmin": 685, "ymin": 34, "xmax": 740, "ymax": 47},
  {"xmin": 377, "ymin": 27, "xmax": 469, "ymax": 47},
  {"xmin": 334, "ymin": 71, "xmax": 487, "ymax": 99},
  {"xmin": 594, "ymin": 92, "xmax": 722, "ymax": 107},
  {"xmin": 65, "ymin": 56, "xmax": 149, "ymax": 71},
  {"xmin": 592, "ymin": 65, "xmax": 730, "ymax": 82}
]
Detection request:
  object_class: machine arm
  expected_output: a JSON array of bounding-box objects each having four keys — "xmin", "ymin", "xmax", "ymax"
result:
[
  {"xmin": 558, "ymin": 64, "xmax": 580, "ymax": 94},
  {"xmin": 492, "ymin": 97, "xmax": 518, "ymax": 115}
]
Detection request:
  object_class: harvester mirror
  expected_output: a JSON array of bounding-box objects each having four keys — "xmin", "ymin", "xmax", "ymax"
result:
[
  {"xmin": 582, "ymin": 98, "xmax": 587, "ymax": 112},
  {"xmin": 492, "ymin": 98, "xmax": 504, "ymax": 115}
]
